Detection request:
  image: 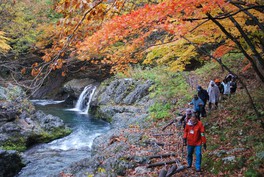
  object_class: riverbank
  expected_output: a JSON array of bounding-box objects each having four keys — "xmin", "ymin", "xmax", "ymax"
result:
[
  {"xmin": 0, "ymin": 85, "xmax": 71, "ymax": 177},
  {"xmin": 60, "ymin": 59, "xmax": 263, "ymax": 176},
  {"xmin": 17, "ymin": 102, "xmax": 110, "ymax": 177}
]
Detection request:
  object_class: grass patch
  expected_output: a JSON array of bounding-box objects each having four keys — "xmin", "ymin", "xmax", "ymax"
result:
[{"xmin": 149, "ymin": 102, "xmax": 172, "ymax": 120}]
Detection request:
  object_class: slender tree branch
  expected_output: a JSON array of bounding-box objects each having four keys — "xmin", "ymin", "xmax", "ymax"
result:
[
  {"xmin": 230, "ymin": 3, "xmax": 264, "ymax": 31},
  {"xmin": 206, "ymin": 13, "xmax": 264, "ymax": 82},
  {"xmin": 183, "ymin": 5, "xmax": 264, "ymax": 21},
  {"xmin": 220, "ymin": 7, "xmax": 264, "ymax": 66},
  {"xmin": 27, "ymin": 0, "xmax": 104, "ymax": 95}
]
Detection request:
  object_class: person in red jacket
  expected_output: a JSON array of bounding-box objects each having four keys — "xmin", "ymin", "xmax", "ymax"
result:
[{"xmin": 183, "ymin": 114, "xmax": 206, "ymax": 172}]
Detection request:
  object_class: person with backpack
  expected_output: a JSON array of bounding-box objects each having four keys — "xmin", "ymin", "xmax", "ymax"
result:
[
  {"xmin": 183, "ymin": 114, "xmax": 207, "ymax": 172},
  {"xmin": 197, "ymin": 86, "xmax": 209, "ymax": 117},
  {"xmin": 179, "ymin": 109, "xmax": 193, "ymax": 129},
  {"xmin": 188, "ymin": 94, "xmax": 204, "ymax": 119}
]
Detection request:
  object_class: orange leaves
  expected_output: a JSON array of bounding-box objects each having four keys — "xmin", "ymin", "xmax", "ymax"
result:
[
  {"xmin": 39, "ymin": 0, "xmax": 263, "ymax": 75},
  {"xmin": 242, "ymin": 63, "xmax": 252, "ymax": 72},
  {"xmin": 21, "ymin": 68, "xmax": 26, "ymax": 75},
  {"xmin": 42, "ymin": 54, "xmax": 51, "ymax": 62},
  {"xmin": 31, "ymin": 62, "xmax": 38, "ymax": 68},
  {"xmin": 31, "ymin": 62, "xmax": 41, "ymax": 77},
  {"xmin": 49, "ymin": 59, "xmax": 65, "ymax": 70},
  {"xmin": 31, "ymin": 68, "xmax": 41, "ymax": 77},
  {"xmin": 213, "ymin": 44, "xmax": 235, "ymax": 58},
  {"xmin": 56, "ymin": 59, "xmax": 64, "ymax": 69},
  {"xmin": 61, "ymin": 71, "xmax": 66, "ymax": 77}
]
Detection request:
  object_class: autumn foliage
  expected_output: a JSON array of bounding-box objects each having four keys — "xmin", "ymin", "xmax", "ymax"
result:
[{"xmin": 32, "ymin": 0, "xmax": 264, "ymax": 80}]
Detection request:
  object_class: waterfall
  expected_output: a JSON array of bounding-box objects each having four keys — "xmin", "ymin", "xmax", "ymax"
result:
[{"xmin": 74, "ymin": 85, "xmax": 97, "ymax": 114}]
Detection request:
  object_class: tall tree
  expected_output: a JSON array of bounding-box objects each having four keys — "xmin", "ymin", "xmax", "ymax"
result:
[{"xmin": 72, "ymin": 0, "xmax": 263, "ymax": 80}]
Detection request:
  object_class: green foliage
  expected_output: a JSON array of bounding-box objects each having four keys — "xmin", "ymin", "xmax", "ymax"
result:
[
  {"xmin": 0, "ymin": 0, "xmax": 59, "ymax": 54},
  {"xmin": 244, "ymin": 168, "xmax": 262, "ymax": 177},
  {"xmin": 149, "ymin": 102, "xmax": 172, "ymax": 120}
]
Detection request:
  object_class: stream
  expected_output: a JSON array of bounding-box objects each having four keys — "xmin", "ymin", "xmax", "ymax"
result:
[{"xmin": 17, "ymin": 86, "xmax": 110, "ymax": 177}]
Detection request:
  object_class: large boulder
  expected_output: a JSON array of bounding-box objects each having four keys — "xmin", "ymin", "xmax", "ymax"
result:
[{"xmin": 0, "ymin": 84, "xmax": 71, "ymax": 151}]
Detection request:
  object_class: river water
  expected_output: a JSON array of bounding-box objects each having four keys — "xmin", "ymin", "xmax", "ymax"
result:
[{"xmin": 17, "ymin": 100, "xmax": 110, "ymax": 177}]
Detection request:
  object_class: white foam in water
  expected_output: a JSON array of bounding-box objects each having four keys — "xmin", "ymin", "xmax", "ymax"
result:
[
  {"xmin": 47, "ymin": 130, "xmax": 102, "ymax": 150},
  {"xmin": 31, "ymin": 99, "xmax": 65, "ymax": 106}
]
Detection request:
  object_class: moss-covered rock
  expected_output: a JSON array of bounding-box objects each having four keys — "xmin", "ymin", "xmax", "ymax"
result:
[{"xmin": 26, "ymin": 127, "xmax": 72, "ymax": 147}]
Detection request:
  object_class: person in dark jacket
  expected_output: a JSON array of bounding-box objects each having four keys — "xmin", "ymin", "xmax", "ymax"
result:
[
  {"xmin": 197, "ymin": 86, "xmax": 209, "ymax": 117},
  {"xmin": 230, "ymin": 77, "xmax": 237, "ymax": 94},
  {"xmin": 214, "ymin": 79, "xmax": 224, "ymax": 94}
]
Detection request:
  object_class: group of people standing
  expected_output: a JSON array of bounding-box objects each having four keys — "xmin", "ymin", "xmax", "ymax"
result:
[{"xmin": 180, "ymin": 74, "xmax": 237, "ymax": 172}]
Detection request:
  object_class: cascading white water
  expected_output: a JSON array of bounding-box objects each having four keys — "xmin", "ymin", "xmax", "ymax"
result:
[
  {"xmin": 82, "ymin": 85, "xmax": 96, "ymax": 114},
  {"xmin": 18, "ymin": 86, "xmax": 110, "ymax": 177},
  {"xmin": 71, "ymin": 85, "xmax": 97, "ymax": 114}
]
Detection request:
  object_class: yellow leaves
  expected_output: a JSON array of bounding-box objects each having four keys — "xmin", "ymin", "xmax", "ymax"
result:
[
  {"xmin": 0, "ymin": 31, "xmax": 11, "ymax": 53},
  {"xmin": 55, "ymin": 59, "xmax": 64, "ymax": 69},
  {"xmin": 144, "ymin": 38, "xmax": 198, "ymax": 71}
]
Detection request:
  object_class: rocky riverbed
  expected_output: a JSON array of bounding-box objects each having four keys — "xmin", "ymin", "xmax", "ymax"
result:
[
  {"xmin": 0, "ymin": 84, "xmax": 71, "ymax": 177},
  {"xmin": 0, "ymin": 77, "xmax": 156, "ymax": 177},
  {"xmin": 55, "ymin": 78, "xmax": 155, "ymax": 176}
]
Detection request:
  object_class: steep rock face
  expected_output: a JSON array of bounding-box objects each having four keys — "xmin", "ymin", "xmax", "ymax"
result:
[
  {"xmin": 0, "ymin": 150, "xmax": 24, "ymax": 177},
  {"xmin": 91, "ymin": 78, "xmax": 154, "ymax": 126},
  {"xmin": 61, "ymin": 78, "xmax": 155, "ymax": 176}
]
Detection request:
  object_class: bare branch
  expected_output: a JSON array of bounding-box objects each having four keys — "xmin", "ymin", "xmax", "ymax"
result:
[{"xmin": 183, "ymin": 5, "xmax": 264, "ymax": 22}]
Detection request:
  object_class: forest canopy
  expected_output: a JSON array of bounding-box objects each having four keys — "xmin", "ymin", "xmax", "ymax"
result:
[{"xmin": 0, "ymin": 0, "xmax": 263, "ymax": 88}]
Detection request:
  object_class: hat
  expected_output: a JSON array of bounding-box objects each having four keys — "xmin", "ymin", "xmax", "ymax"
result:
[
  {"xmin": 197, "ymin": 86, "xmax": 202, "ymax": 91},
  {"xmin": 191, "ymin": 113, "xmax": 197, "ymax": 118},
  {"xmin": 215, "ymin": 79, "xmax": 221, "ymax": 83},
  {"xmin": 186, "ymin": 109, "xmax": 192, "ymax": 114}
]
